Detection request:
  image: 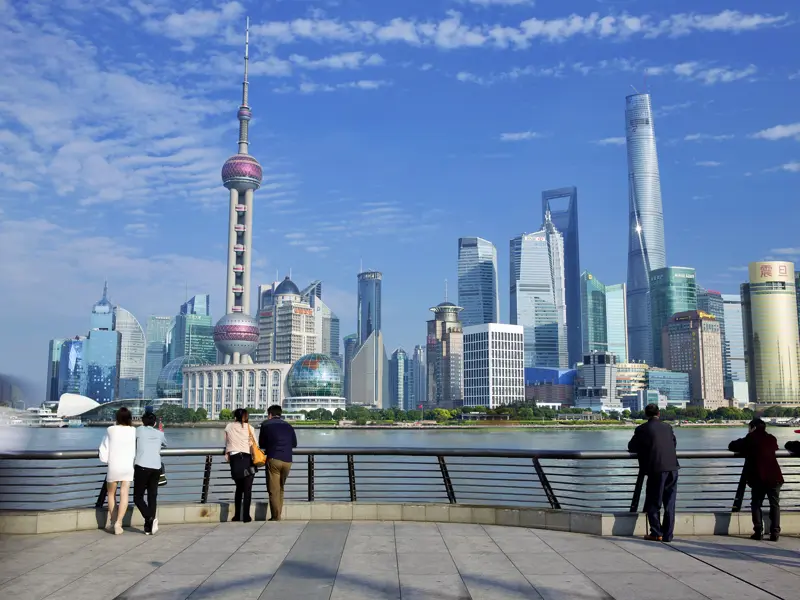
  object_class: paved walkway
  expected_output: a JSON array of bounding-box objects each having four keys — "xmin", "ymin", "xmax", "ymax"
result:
[{"xmin": 1, "ymin": 521, "xmax": 799, "ymax": 600}]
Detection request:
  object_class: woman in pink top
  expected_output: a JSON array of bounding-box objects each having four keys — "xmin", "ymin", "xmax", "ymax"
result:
[{"xmin": 224, "ymin": 408, "xmax": 256, "ymax": 522}]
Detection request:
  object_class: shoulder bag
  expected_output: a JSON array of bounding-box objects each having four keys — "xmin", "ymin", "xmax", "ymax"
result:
[{"xmin": 249, "ymin": 427, "xmax": 267, "ymax": 468}]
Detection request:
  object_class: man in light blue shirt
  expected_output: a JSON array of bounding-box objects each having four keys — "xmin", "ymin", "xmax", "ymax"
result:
[{"xmin": 134, "ymin": 412, "xmax": 166, "ymax": 534}]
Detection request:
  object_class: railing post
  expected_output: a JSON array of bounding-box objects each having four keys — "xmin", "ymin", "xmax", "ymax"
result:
[
  {"xmin": 630, "ymin": 470, "xmax": 645, "ymax": 513},
  {"xmin": 95, "ymin": 480, "xmax": 107, "ymax": 508},
  {"xmin": 437, "ymin": 456, "xmax": 456, "ymax": 504},
  {"xmin": 732, "ymin": 466, "xmax": 748, "ymax": 512},
  {"xmin": 200, "ymin": 455, "xmax": 213, "ymax": 504},
  {"xmin": 532, "ymin": 458, "xmax": 560, "ymax": 509},
  {"xmin": 308, "ymin": 454, "xmax": 315, "ymax": 502},
  {"xmin": 347, "ymin": 454, "xmax": 357, "ymax": 502}
]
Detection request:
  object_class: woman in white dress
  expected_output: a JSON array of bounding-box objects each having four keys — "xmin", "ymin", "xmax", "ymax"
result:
[{"xmin": 99, "ymin": 407, "xmax": 136, "ymax": 535}]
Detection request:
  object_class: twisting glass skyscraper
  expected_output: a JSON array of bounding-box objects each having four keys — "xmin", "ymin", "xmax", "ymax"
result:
[
  {"xmin": 542, "ymin": 187, "xmax": 581, "ymax": 366},
  {"xmin": 510, "ymin": 213, "xmax": 568, "ymax": 369},
  {"xmin": 457, "ymin": 237, "xmax": 499, "ymax": 326},
  {"xmin": 357, "ymin": 271, "xmax": 382, "ymax": 345},
  {"xmin": 625, "ymin": 93, "xmax": 667, "ymax": 365}
]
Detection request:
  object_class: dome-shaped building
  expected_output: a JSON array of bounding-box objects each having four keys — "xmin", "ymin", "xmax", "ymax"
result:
[
  {"xmin": 283, "ymin": 353, "xmax": 346, "ymax": 413},
  {"xmin": 157, "ymin": 356, "xmax": 209, "ymax": 400}
]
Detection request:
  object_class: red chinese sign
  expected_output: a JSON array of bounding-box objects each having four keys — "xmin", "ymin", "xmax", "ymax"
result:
[{"xmin": 760, "ymin": 264, "xmax": 773, "ymax": 278}]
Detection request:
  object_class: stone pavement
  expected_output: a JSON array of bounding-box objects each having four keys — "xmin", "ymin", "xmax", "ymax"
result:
[{"xmin": 1, "ymin": 521, "xmax": 799, "ymax": 600}]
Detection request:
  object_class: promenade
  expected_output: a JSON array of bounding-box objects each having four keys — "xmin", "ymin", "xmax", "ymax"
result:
[{"xmin": 1, "ymin": 521, "xmax": 799, "ymax": 600}]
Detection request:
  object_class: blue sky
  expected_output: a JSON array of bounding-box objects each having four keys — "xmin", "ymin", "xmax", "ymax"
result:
[{"xmin": 0, "ymin": 0, "xmax": 798, "ymax": 400}]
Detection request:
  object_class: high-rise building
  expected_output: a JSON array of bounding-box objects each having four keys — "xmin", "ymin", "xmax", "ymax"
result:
[
  {"xmin": 173, "ymin": 314, "xmax": 216, "ymax": 363},
  {"xmin": 84, "ymin": 283, "xmax": 121, "ymax": 404},
  {"xmin": 626, "ymin": 93, "xmax": 667, "ymax": 365},
  {"xmin": 342, "ymin": 334, "xmax": 359, "ymax": 404},
  {"xmin": 426, "ymin": 301, "xmax": 465, "ymax": 409},
  {"xmin": 114, "ymin": 306, "xmax": 146, "ymax": 399},
  {"xmin": 213, "ymin": 19, "xmax": 261, "ymax": 365},
  {"xmin": 796, "ymin": 272, "xmax": 800, "ymax": 335},
  {"xmin": 389, "ymin": 348, "xmax": 409, "ymax": 410},
  {"xmin": 576, "ymin": 351, "xmax": 621, "ymax": 412},
  {"xmin": 663, "ymin": 310, "xmax": 725, "ymax": 409},
  {"xmin": 303, "ymin": 289, "xmax": 340, "ymax": 359},
  {"xmin": 742, "ymin": 261, "xmax": 800, "ymax": 407},
  {"xmin": 581, "ymin": 272, "xmax": 607, "ymax": 355},
  {"xmin": 647, "ymin": 368, "xmax": 691, "ymax": 406},
  {"xmin": 510, "ymin": 214, "xmax": 568, "ymax": 368},
  {"xmin": 722, "ymin": 294, "xmax": 747, "ymax": 399},
  {"xmin": 357, "ymin": 271, "xmax": 382, "ymax": 345},
  {"xmin": 606, "ymin": 283, "xmax": 628, "ymax": 363},
  {"xmin": 58, "ymin": 337, "xmax": 86, "ymax": 396},
  {"xmin": 543, "ymin": 187, "xmax": 581, "ymax": 366},
  {"xmin": 46, "ymin": 338, "xmax": 68, "ymax": 404},
  {"xmin": 463, "ymin": 324, "xmax": 525, "ymax": 409},
  {"xmin": 144, "ymin": 316, "xmax": 172, "ymax": 399},
  {"xmin": 457, "ymin": 237, "xmax": 499, "ymax": 326},
  {"xmin": 348, "ymin": 331, "xmax": 390, "ymax": 408},
  {"xmin": 698, "ymin": 287, "xmax": 726, "ymax": 385},
  {"xmin": 258, "ymin": 276, "xmax": 316, "ymax": 364},
  {"xmin": 408, "ymin": 345, "xmax": 427, "ymax": 411},
  {"xmin": 616, "ymin": 362, "xmax": 649, "ymax": 399},
  {"xmin": 181, "ymin": 295, "xmax": 210, "ymax": 317},
  {"xmin": 649, "ymin": 267, "xmax": 697, "ymax": 367}
]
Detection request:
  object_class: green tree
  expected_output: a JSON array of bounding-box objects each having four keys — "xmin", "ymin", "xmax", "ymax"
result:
[
  {"xmin": 195, "ymin": 408, "xmax": 208, "ymax": 421},
  {"xmin": 333, "ymin": 408, "xmax": 346, "ymax": 421},
  {"xmin": 219, "ymin": 408, "xmax": 233, "ymax": 421}
]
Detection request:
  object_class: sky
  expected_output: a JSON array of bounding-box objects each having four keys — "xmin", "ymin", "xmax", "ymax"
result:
[{"xmin": 0, "ymin": 0, "xmax": 798, "ymax": 402}]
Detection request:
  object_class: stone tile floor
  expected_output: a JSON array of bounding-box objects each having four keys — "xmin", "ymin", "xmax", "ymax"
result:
[{"xmin": 1, "ymin": 521, "xmax": 799, "ymax": 600}]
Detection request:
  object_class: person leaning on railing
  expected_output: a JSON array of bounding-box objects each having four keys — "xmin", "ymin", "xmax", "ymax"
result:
[
  {"xmin": 627, "ymin": 403, "xmax": 679, "ymax": 543},
  {"xmin": 728, "ymin": 418, "xmax": 784, "ymax": 541},
  {"xmin": 98, "ymin": 407, "xmax": 136, "ymax": 535},
  {"xmin": 259, "ymin": 405, "xmax": 298, "ymax": 522},
  {"xmin": 224, "ymin": 408, "xmax": 257, "ymax": 523},
  {"xmin": 133, "ymin": 411, "xmax": 166, "ymax": 536}
]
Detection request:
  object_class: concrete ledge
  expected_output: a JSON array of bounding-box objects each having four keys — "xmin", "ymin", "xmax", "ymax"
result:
[{"xmin": 2, "ymin": 503, "xmax": 798, "ymax": 537}]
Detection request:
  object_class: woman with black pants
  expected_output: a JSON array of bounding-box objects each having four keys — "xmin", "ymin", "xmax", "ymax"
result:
[{"xmin": 224, "ymin": 408, "xmax": 256, "ymax": 522}]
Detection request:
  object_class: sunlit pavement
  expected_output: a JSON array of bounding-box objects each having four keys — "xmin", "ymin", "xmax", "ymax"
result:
[{"xmin": 1, "ymin": 521, "xmax": 799, "ymax": 599}]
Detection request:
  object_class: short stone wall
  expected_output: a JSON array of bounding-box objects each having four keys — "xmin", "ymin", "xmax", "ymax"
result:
[{"xmin": 1, "ymin": 502, "xmax": 795, "ymax": 536}]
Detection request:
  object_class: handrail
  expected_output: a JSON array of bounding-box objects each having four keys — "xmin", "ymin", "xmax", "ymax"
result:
[{"xmin": 1, "ymin": 447, "xmax": 795, "ymax": 460}]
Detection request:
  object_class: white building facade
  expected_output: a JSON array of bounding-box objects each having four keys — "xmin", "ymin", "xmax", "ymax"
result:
[
  {"xmin": 576, "ymin": 351, "xmax": 623, "ymax": 412},
  {"xmin": 463, "ymin": 323, "xmax": 525, "ymax": 409},
  {"xmin": 183, "ymin": 363, "xmax": 291, "ymax": 420}
]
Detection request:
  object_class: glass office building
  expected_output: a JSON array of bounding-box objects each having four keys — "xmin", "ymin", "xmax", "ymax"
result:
[
  {"xmin": 542, "ymin": 187, "xmax": 581, "ymax": 366},
  {"xmin": 114, "ymin": 306, "xmax": 146, "ymax": 399},
  {"xmin": 173, "ymin": 314, "xmax": 216, "ymax": 364},
  {"xmin": 742, "ymin": 262, "xmax": 800, "ymax": 407},
  {"xmin": 510, "ymin": 215, "xmax": 568, "ymax": 369},
  {"xmin": 357, "ymin": 271, "xmax": 382, "ymax": 345},
  {"xmin": 58, "ymin": 337, "xmax": 86, "ymax": 396},
  {"xmin": 606, "ymin": 283, "xmax": 628, "ymax": 363},
  {"xmin": 458, "ymin": 237, "xmax": 500, "ymax": 327},
  {"xmin": 46, "ymin": 338, "xmax": 68, "ymax": 404},
  {"xmin": 408, "ymin": 345, "xmax": 427, "ymax": 411},
  {"xmin": 698, "ymin": 287, "xmax": 726, "ymax": 386},
  {"xmin": 722, "ymin": 294, "xmax": 747, "ymax": 397},
  {"xmin": 181, "ymin": 294, "xmax": 210, "ymax": 317},
  {"xmin": 580, "ymin": 272, "xmax": 628, "ymax": 363},
  {"xmin": 626, "ymin": 93, "xmax": 667, "ymax": 365},
  {"xmin": 144, "ymin": 316, "xmax": 173, "ymax": 399},
  {"xmin": 84, "ymin": 329, "xmax": 121, "ymax": 404},
  {"xmin": 389, "ymin": 348, "xmax": 409, "ymax": 410},
  {"xmin": 647, "ymin": 369, "xmax": 690, "ymax": 404},
  {"xmin": 650, "ymin": 266, "xmax": 697, "ymax": 367}
]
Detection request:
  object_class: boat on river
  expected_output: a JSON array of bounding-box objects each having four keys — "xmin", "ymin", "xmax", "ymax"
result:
[{"xmin": 25, "ymin": 408, "xmax": 68, "ymax": 428}]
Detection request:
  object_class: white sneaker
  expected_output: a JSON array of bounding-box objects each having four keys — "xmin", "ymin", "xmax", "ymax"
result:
[{"xmin": 152, "ymin": 518, "xmax": 159, "ymax": 535}]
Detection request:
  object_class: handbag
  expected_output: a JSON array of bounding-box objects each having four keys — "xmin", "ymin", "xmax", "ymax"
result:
[
  {"xmin": 249, "ymin": 428, "xmax": 267, "ymax": 468},
  {"xmin": 158, "ymin": 464, "xmax": 167, "ymax": 487}
]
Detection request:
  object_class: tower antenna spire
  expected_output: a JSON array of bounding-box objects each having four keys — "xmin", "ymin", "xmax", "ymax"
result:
[
  {"xmin": 444, "ymin": 279, "xmax": 448, "ymax": 302},
  {"xmin": 237, "ymin": 17, "xmax": 252, "ymax": 155}
]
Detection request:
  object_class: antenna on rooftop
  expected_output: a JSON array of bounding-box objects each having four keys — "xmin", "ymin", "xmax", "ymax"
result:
[
  {"xmin": 630, "ymin": 84, "xmax": 640, "ymax": 94},
  {"xmin": 444, "ymin": 279, "xmax": 448, "ymax": 302}
]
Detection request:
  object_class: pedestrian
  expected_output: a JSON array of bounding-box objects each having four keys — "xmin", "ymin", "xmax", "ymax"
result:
[
  {"xmin": 98, "ymin": 407, "xmax": 136, "ymax": 535},
  {"xmin": 224, "ymin": 408, "xmax": 256, "ymax": 522},
  {"xmin": 729, "ymin": 418, "xmax": 784, "ymax": 541},
  {"xmin": 134, "ymin": 411, "xmax": 167, "ymax": 535},
  {"xmin": 259, "ymin": 405, "xmax": 298, "ymax": 521},
  {"xmin": 785, "ymin": 430, "xmax": 800, "ymax": 455},
  {"xmin": 627, "ymin": 403, "xmax": 679, "ymax": 542}
]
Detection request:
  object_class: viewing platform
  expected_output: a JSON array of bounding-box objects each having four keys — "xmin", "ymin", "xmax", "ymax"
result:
[{"xmin": 2, "ymin": 520, "xmax": 799, "ymax": 600}]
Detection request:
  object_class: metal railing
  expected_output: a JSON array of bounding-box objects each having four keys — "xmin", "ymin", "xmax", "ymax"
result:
[{"xmin": 1, "ymin": 447, "xmax": 798, "ymax": 514}]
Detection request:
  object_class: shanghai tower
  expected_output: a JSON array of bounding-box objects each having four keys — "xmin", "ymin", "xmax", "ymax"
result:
[
  {"xmin": 213, "ymin": 18, "xmax": 262, "ymax": 365},
  {"xmin": 625, "ymin": 93, "xmax": 666, "ymax": 365}
]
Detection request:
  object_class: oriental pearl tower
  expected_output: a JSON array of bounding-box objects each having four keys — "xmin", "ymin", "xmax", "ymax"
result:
[{"xmin": 214, "ymin": 17, "xmax": 262, "ymax": 365}]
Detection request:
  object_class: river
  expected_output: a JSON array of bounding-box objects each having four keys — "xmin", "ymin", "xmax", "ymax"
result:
[{"xmin": 5, "ymin": 424, "xmax": 800, "ymax": 452}]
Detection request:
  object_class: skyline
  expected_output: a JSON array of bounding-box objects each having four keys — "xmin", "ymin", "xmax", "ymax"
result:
[{"xmin": 1, "ymin": 1, "xmax": 799, "ymax": 400}]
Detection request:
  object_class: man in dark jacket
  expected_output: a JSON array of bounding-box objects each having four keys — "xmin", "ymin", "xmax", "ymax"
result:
[
  {"xmin": 729, "ymin": 418, "xmax": 784, "ymax": 541},
  {"xmin": 259, "ymin": 405, "xmax": 298, "ymax": 521},
  {"xmin": 785, "ymin": 431, "xmax": 800, "ymax": 456},
  {"xmin": 628, "ymin": 404, "xmax": 679, "ymax": 542}
]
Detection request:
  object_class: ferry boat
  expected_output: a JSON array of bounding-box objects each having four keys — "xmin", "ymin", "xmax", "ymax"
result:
[{"xmin": 25, "ymin": 407, "xmax": 68, "ymax": 428}]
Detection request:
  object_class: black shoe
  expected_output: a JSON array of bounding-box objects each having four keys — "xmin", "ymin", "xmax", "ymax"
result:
[
  {"xmin": 144, "ymin": 518, "xmax": 153, "ymax": 535},
  {"xmin": 662, "ymin": 537, "xmax": 673, "ymax": 543},
  {"xmin": 243, "ymin": 516, "xmax": 252, "ymax": 523},
  {"xmin": 232, "ymin": 515, "xmax": 241, "ymax": 522},
  {"xmin": 268, "ymin": 517, "xmax": 279, "ymax": 522},
  {"xmin": 750, "ymin": 532, "xmax": 763, "ymax": 541},
  {"xmin": 769, "ymin": 532, "xmax": 780, "ymax": 542}
]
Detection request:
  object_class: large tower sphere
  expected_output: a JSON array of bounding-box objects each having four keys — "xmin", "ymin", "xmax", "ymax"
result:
[
  {"xmin": 222, "ymin": 154, "xmax": 263, "ymax": 191},
  {"xmin": 214, "ymin": 313, "xmax": 259, "ymax": 357}
]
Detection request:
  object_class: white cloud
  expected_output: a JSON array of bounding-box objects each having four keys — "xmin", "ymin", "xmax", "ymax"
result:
[
  {"xmin": 144, "ymin": 1, "xmax": 245, "ymax": 51},
  {"xmin": 277, "ymin": 80, "xmax": 392, "ymax": 94},
  {"xmin": 751, "ymin": 123, "xmax": 800, "ymax": 141},
  {"xmin": 648, "ymin": 62, "xmax": 758, "ymax": 85},
  {"xmin": 771, "ymin": 247, "xmax": 800, "ymax": 256},
  {"xmin": 696, "ymin": 160, "xmax": 723, "ymax": 167},
  {"xmin": 466, "ymin": 0, "xmax": 533, "ymax": 6},
  {"xmin": 684, "ymin": 133, "xmax": 735, "ymax": 142},
  {"xmin": 780, "ymin": 161, "xmax": 800, "ymax": 173},
  {"xmin": 500, "ymin": 131, "xmax": 543, "ymax": 142},
  {"xmin": 290, "ymin": 52, "xmax": 385, "ymax": 70},
  {"xmin": 593, "ymin": 137, "xmax": 626, "ymax": 146}
]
